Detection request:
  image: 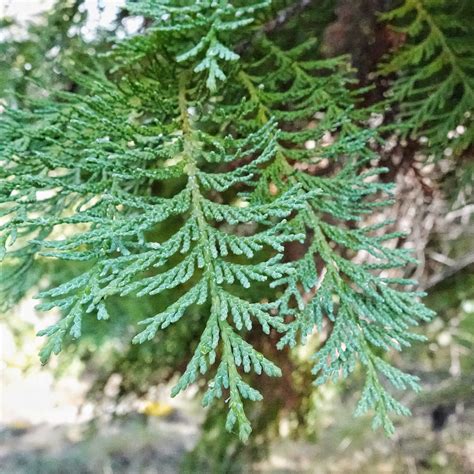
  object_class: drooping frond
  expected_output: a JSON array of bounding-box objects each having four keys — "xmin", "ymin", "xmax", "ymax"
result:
[
  {"xmin": 0, "ymin": 62, "xmax": 305, "ymax": 439},
  {"xmin": 0, "ymin": 0, "xmax": 434, "ymax": 440},
  {"xmin": 220, "ymin": 35, "xmax": 434, "ymax": 434}
]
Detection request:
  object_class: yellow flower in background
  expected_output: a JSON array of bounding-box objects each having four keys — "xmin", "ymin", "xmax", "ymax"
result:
[{"xmin": 140, "ymin": 401, "xmax": 174, "ymax": 418}]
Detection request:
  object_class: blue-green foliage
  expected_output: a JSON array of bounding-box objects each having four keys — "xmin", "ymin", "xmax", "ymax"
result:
[
  {"xmin": 380, "ymin": 0, "xmax": 474, "ymax": 156},
  {"xmin": 0, "ymin": 0, "xmax": 434, "ymax": 440},
  {"xmin": 127, "ymin": 0, "xmax": 270, "ymax": 91},
  {"xmin": 221, "ymin": 36, "xmax": 433, "ymax": 435}
]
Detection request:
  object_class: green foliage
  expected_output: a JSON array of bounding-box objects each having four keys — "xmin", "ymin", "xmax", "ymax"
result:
[
  {"xmin": 380, "ymin": 0, "xmax": 474, "ymax": 156},
  {"xmin": 0, "ymin": 1, "xmax": 89, "ymax": 103},
  {"xmin": 224, "ymin": 35, "xmax": 434, "ymax": 435},
  {"xmin": 127, "ymin": 0, "xmax": 271, "ymax": 91},
  {"xmin": 1, "ymin": 0, "xmax": 434, "ymax": 440}
]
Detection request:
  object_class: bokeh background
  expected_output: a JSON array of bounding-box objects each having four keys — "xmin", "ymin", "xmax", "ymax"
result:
[{"xmin": 1, "ymin": 1, "xmax": 473, "ymax": 472}]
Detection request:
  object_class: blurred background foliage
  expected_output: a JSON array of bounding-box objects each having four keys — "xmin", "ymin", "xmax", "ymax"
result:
[{"xmin": 1, "ymin": 0, "xmax": 473, "ymax": 472}]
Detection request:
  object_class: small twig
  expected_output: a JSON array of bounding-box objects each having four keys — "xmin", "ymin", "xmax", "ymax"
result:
[
  {"xmin": 427, "ymin": 251, "xmax": 456, "ymax": 267},
  {"xmin": 236, "ymin": 0, "xmax": 314, "ymax": 54},
  {"xmin": 423, "ymin": 252, "xmax": 474, "ymax": 290},
  {"xmin": 263, "ymin": 0, "xmax": 312, "ymax": 34},
  {"xmin": 445, "ymin": 204, "xmax": 474, "ymax": 222}
]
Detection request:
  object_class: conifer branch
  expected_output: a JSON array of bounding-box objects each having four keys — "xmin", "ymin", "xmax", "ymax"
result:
[
  {"xmin": 380, "ymin": 0, "xmax": 474, "ymax": 155},
  {"xmin": 0, "ymin": 0, "xmax": 436, "ymax": 440}
]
